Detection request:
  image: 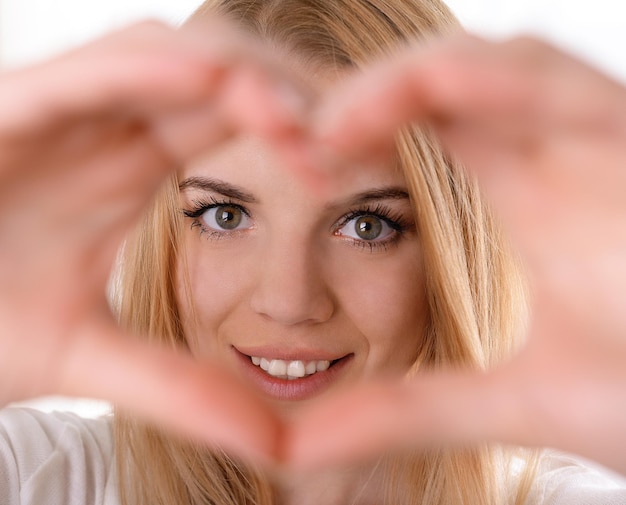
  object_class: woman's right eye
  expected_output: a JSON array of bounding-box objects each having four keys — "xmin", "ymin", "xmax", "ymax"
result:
[{"xmin": 201, "ymin": 205, "xmax": 251, "ymax": 231}]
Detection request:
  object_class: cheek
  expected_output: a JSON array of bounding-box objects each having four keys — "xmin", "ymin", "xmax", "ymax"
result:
[
  {"xmin": 176, "ymin": 240, "xmax": 253, "ymax": 356},
  {"xmin": 334, "ymin": 247, "xmax": 428, "ymax": 369}
]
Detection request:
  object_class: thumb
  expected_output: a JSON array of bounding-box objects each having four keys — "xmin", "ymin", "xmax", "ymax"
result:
[
  {"xmin": 56, "ymin": 319, "xmax": 282, "ymax": 465},
  {"xmin": 283, "ymin": 367, "xmax": 531, "ymax": 469}
]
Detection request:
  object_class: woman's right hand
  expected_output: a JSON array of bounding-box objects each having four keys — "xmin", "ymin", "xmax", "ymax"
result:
[{"xmin": 0, "ymin": 20, "xmax": 302, "ymax": 463}]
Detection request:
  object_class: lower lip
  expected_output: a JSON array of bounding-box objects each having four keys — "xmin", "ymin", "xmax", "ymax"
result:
[{"xmin": 233, "ymin": 349, "xmax": 353, "ymax": 401}]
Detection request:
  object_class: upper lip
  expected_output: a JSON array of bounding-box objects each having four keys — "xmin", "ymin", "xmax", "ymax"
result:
[{"xmin": 233, "ymin": 345, "xmax": 348, "ymax": 362}]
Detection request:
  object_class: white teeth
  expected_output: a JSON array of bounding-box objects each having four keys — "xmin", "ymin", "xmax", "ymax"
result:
[
  {"xmin": 260, "ymin": 358, "xmax": 270, "ymax": 371},
  {"xmin": 250, "ymin": 356, "xmax": 333, "ymax": 379},
  {"xmin": 316, "ymin": 360, "xmax": 330, "ymax": 372},
  {"xmin": 268, "ymin": 359, "xmax": 287, "ymax": 377},
  {"xmin": 287, "ymin": 360, "xmax": 306, "ymax": 378}
]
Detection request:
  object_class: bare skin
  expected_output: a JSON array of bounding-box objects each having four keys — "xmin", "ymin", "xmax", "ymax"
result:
[
  {"xmin": 2, "ymin": 17, "xmax": 626, "ymax": 480},
  {"xmin": 287, "ymin": 36, "xmax": 626, "ymax": 475},
  {"xmin": 0, "ymin": 19, "xmax": 308, "ymax": 463}
]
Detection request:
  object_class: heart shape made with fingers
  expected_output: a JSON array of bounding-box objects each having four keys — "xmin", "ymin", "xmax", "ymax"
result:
[{"xmin": 4, "ymin": 20, "xmax": 626, "ymax": 482}]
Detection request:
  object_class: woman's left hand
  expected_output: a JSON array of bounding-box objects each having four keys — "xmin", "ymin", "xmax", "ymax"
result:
[{"xmin": 285, "ymin": 36, "xmax": 626, "ymax": 474}]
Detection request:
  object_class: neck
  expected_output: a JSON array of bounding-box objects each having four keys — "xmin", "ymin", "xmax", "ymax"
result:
[{"xmin": 274, "ymin": 461, "xmax": 387, "ymax": 505}]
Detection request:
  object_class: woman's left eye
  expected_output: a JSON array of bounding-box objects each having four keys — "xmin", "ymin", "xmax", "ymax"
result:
[
  {"xmin": 337, "ymin": 214, "xmax": 395, "ymax": 241},
  {"xmin": 201, "ymin": 205, "xmax": 251, "ymax": 231}
]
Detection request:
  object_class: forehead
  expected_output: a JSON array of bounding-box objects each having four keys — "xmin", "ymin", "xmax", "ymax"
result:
[{"xmin": 183, "ymin": 135, "xmax": 406, "ymax": 203}]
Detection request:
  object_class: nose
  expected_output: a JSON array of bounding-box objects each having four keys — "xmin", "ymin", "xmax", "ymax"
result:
[{"xmin": 250, "ymin": 237, "xmax": 334, "ymax": 326}]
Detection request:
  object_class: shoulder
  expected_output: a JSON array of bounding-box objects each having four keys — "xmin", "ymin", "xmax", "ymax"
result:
[
  {"xmin": 527, "ymin": 450, "xmax": 626, "ymax": 505},
  {"xmin": 0, "ymin": 407, "xmax": 119, "ymax": 505}
]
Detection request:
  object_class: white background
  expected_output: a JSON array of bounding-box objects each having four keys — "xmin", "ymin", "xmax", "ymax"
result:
[
  {"xmin": 1, "ymin": 0, "xmax": 626, "ymax": 82},
  {"xmin": 1, "ymin": 0, "xmax": 624, "ymax": 415}
]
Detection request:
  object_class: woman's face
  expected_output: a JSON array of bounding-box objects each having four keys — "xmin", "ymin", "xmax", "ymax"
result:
[{"xmin": 177, "ymin": 136, "xmax": 427, "ymax": 408}]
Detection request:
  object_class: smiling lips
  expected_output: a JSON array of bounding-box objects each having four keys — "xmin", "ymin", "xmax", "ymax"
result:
[
  {"xmin": 235, "ymin": 348, "xmax": 351, "ymax": 401},
  {"xmin": 251, "ymin": 356, "xmax": 332, "ymax": 380}
]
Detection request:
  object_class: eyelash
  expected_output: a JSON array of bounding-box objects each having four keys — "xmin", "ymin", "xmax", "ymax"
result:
[
  {"xmin": 334, "ymin": 204, "xmax": 414, "ymax": 252},
  {"xmin": 182, "ymin": 199, "xmax": 414, "ymax": 251},
  {"xmin": 182, "ymin": 197, "xmax": 250, "ymax": 239}
]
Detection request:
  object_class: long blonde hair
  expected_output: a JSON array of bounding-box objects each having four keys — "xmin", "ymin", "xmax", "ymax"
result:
[{"xmin": 115, "ymin": 1, "xmax": 537, "ymax": 503}]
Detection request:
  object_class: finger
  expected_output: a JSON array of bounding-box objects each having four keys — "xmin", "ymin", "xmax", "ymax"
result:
[
  {"xmin": 0, "ymin": 23, "xmax": 213, "ymax": 138},
  {"xmin": 54, "ymin": 318, "xmax": 282, "ymax": 464},
  {"xmin": 150, "ymin": 59, "xmax": 309, "ymax": 164},
  {"xmin": 283, "ymin": 369, "xmax": 529, "ymax": 469},
  {"xmin": 314, "ymin": 35, "xmax": 626, "ymax": 163},
  {"xmin": 0, "ymin": 19, "xmax": 303, "ymax": 154},
  {"xmin": 313, "ymin": 35, "xmax": 529, "ymax": 159},
  {"xmin": 285, "ymin": 325, "xmax": 626, "ymax": 474},
  {"xmin": 0, "ymin": 51, "xmax": 307, "ymax": 253}
]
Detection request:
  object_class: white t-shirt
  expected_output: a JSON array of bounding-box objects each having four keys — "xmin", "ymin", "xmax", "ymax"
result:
[
  {"xmin": 1, "ymin": 407, "xmax": 625, "ymax": 505},
  {"xmin": 524, "ymin": 451, "xmax": 626, "ymax": 504},
  {"xmin": 0, "ymin": 408, "xmax": 118, "ymax": 505}
]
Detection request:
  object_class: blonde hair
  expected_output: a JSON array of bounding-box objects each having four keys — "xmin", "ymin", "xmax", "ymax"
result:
[{"xmin": 115, "ymin": 1, "xmax": 538, "ymax": 503}]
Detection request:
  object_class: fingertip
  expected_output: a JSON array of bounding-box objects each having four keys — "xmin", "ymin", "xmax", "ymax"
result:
[{"xmin": 58, "ymin": 324, "xmax": 282, "ymax": 463}]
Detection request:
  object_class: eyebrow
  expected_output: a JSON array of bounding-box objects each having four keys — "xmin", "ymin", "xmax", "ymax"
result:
[
  {"xmin": 178, "ymin": 176, "xmax": 258, "ymax": 203},
  {"xmin": 179, "ymin": 176, "xmax": 409, "ymax": 207},
  {"xmin": 328, "ymin": 187, "xmax": 410, "ymax": 209}
]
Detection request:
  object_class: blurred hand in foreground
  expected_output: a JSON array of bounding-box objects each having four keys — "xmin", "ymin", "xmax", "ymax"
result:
[
  {"xmin": 286, "ymin": 37, "xmax": 626, "ymax": 475},
  {"xmin": 0, "ymin": 19, "xmax": 308, "ymax": 463},
  {"xmin": 4, "ymin": 22, "xmax": 626, "ymax": 476}
]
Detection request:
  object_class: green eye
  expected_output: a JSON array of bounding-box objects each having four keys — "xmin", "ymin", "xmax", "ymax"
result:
[
  {"xmin": 354, "ymin": 215, "xmax": 383, "ymax": 240},
  {"xmin": 338, "ymin": 214, "xmax": 393, "ymax": 241},
  {"xmin": 202, "ymin": 205, "xmax": 250, "ymax": 231}
]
